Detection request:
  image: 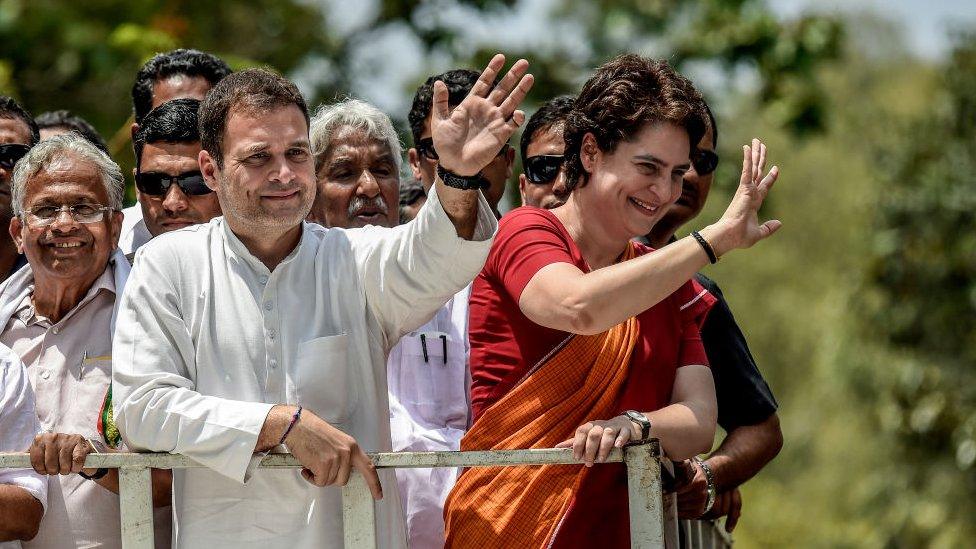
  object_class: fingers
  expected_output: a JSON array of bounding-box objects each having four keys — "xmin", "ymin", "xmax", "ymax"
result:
[
  {"xmin": 29, "ymin": 435, "xmax": 45, "ymax": 474},
  {"xmin": 758, "ymin": 219, "xmax": 782, "ymax": 240},
  {"xmin": 757, "ymin": 165, "xmax": 779, "ymax": 195},
  {"xmin": 739, "ymin": 145, "xmax": 753, "ymax": 187},
  {"xmin": 502, "ymin": 110, "xmax": 527, "ymax": 134},
  {"xmin": 755, "ymin": 140, "xmax": 767, "ymax": 183},
  {"xmin": 71, "ymin": 442, "xmax": 90, "ymax": 474},
  {"xmin": 431, "ymin": 80, "xmax": 450, "ymax": 122},
  {"xmin": 726, "ymin": 489, "xmax": 742, "ymax": 532},
  {"xmin": 351, "ymin": 450, "xmax": 383, "ymax": 500},
  {"xmin": 469, "ymin": 53, "xmax": 507, "ymax": 98},
  {"xmin": 596, "ymin": 427, "xmax": 617, "ymax": 463},
  {"xmin": 582, "ymin": 425, "xmax": 603, "ymax": 466},
  {"xmin": 571, "ymin": 423, "xmax": 592, "ymax": 461},
  {"xmin": 58, "ymin": 440, "xmax": 75, "ymax": 474},
  {"xmin": 488, "ymin": 58, "xmax": 529, "ymax": 106},
  {"xmin": 554, "ymin": 438, "xmax": 574, "ymax": 449},
  {"xmin": 498, "ymin": 74, "xmax": 534, "ymax": 120},
  {"xmin": 335, "ymin": 448, "xmax": 352, "ymax": 487}
]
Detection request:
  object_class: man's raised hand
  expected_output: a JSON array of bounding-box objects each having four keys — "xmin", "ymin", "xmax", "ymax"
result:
[{"xmin": 431, "ymin": 54, "xmax": 534, "ymax": 177}]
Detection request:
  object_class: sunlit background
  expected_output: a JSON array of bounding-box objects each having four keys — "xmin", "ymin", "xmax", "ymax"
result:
[{"xmin": 3, "ymin": 0, "xmax": 976, "ymax": 546}]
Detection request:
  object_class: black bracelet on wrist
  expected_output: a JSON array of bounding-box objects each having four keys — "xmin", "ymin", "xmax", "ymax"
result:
[
  {"xmin": 436, "ymin": 163, "xmax": 488, "ymax": 191},
  {"xmin": 279, "ymin": 406, "xmax": 303, "ymax": 446},
  {"xmin": 79, "ymin": 468, "xmax": 109, "ymax": 480},
  {"xmin": 691, "ymin": 231, "xmax": 718, "ymax": 264}
]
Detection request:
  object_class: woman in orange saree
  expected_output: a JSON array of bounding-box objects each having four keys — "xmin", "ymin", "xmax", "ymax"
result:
[{"xmin": 445, "ymin": 54, "xmax": 783, "ymax": 548}]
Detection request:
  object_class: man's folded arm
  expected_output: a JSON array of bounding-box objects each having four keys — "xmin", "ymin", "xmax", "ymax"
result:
[{"xmin": 112, "ymin": 250, "xmax": 274, "ymax": 483}]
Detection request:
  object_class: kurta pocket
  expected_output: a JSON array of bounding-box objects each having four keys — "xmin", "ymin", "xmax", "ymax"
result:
[{"xmin": 295, "ymin": 334, "xmax": 358, "ymax": 424}]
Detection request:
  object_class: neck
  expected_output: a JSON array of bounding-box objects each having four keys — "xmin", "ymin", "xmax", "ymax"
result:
[
  {"xmin": 0, "ymin": 237, "xmax": 19, "ymax": 278},
  {"xmin": 33, "ymin": 271, "xmax": 101, "ymax": 323},
  {"xmin": 228, "ymin": 219, "xmax": 303, "ymax": 271},
  {"xmin": 556, "ymin": 193, "xmax": 631, "ymax": 270}
]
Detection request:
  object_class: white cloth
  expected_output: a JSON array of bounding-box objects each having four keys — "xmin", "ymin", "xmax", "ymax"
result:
[
  {"xmin": 387, "ymin": 284, "xmax": 471, "ymax": 549},
  {"xmin": 0, "ymin": 344, "xmax": 46, "ymax": 549},
  {"xmin": 119, "ymin": 205, "xmax": 151, "ymax": 256},
  {"xmin": 113, "ymin": 187, "xmax": 496, "ymax": 549}
]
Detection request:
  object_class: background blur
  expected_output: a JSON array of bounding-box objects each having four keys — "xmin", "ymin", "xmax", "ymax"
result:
[{"xmin": 3, "ymin": 0, "xmax": 976, "ymax": 546}]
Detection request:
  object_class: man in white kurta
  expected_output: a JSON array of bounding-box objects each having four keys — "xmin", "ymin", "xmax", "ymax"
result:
[{"xmin": 113, "ymin": 57, "xmax": 531, "ymax": 548}]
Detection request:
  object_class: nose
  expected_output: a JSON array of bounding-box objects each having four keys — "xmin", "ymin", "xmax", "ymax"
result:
[
  {"xmin": 272, "ymin": 156, "xmax": 297, "ymax": 184},
  {"xmin": 551, "ymin": 167, "xmax": 569, "ymax": 197},
  {"xmin": 50, "ymin": 207, "xmax": 80, "ymax": 232},
  {"xmin": 356, "ymin": 170, "xmax": 380, "ymax": 198},
  {"xmin": 162, "ymin": 183, "xmax": 190, "ymax": 213}
]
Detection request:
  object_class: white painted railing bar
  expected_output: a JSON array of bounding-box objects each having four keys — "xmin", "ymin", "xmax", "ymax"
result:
[{"xmin": 1, "ymin": 442, "xmax": 676, "ymax": 549}]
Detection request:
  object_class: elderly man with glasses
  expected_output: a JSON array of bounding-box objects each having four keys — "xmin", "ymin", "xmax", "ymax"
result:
[
  {"xmin": 0, "ymin": 133, "xmax": 171, "ymax": 548},
  {"xmin": 121, "ymin": 98, "xmax": 221, "ymax": 256}
]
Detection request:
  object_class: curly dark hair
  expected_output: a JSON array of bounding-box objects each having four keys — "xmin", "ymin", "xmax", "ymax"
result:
[
  {"xmin": 519, "ymin": 94, "xmax": 575, "ymax": 163},
  {"xmin": 131, "ymin": 49, "xmax": 231, "ymax": 124},
  {"xmin": 35, "ymin": 110, "xmax": 108, "ymax": 153},
  {"xmin": 563, "ymin": 55, "xmax": 707, "ymax": 193},
  {"xmin": 133, "ymin": 98, "xmax": 201, "ymax": 170},
  {"xmin": 407, "ymin": 69, "xmax": 486, "ymax": 145},
  {"xmin": 0, "ymin": 96, "xmax": 39, "ymax": 146},
  {"xmin": 198, "ymin": 68, "xmax": 309, "ymax": 169}
]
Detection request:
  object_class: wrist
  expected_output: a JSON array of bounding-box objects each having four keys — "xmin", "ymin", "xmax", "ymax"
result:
[
  {"xmin": 698, "ymin": 223, "xmax": 734, "ymax": 258},
  {"xmin": 693, "ymin": 456, "xmax": 717, "ymax": 515}
]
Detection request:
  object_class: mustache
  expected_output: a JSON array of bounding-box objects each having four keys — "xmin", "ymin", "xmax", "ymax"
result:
[{"xmin": 348, "ymin": 195, "xmax": 389, "ymax": 217}]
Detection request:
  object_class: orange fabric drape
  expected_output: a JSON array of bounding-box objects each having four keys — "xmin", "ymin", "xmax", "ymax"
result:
[{"xmin": 444, "ymin": 244, "xmax": 640, "ymax": 549}]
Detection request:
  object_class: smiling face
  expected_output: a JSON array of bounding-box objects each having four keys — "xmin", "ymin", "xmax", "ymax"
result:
[
  {"xmin": 137, "ymin": 141, "xmax": 221, "ymax": 237},
  {"xmin": 202, "ymin": 104, "xmax": 315, "ymax": 238},
  {"xmin": 310, "ymin": 125, "xmax": 400, "ymax": 229},
  {"xmin": 10, "ymin": 153, "xmax": 122, "ymax": 284},
  {"xmin": 576, "ymin": 122, "xmax": 691, "ymax": 242}
]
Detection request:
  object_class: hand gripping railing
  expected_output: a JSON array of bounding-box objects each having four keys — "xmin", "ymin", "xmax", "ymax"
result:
[{"xmin": 0, "ymin": 441, "xmax": 691, "ymax": 549}]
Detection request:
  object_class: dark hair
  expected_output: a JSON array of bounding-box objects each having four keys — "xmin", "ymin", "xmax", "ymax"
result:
[
  {"xmin": 704, "ymin": 102, "xmax": 718, "ymax": 148},
  {"xmin": 563, "ymin": 55, "xmax": 707, "ymax": 192},
  {"xmin": 132, "ymin": 49, "xmax": 231, "ymax": 124},
  {"xmin": 133, "ymin": 98, "xmax": 201, "ymax": 170},
  {"xmin": 35, "ymin": 110, "xmax": 109, "ymax": 153},
  {"xmin": 520, "ymin": 94, "xmax": 575, "ymax": 163},
  {"xmin": 198, "ymin": 68, "xmax": 309, "ymax": 169},
  {"xmin": 407, "ymin": 69, "xmax": 482, "ymax": 145},
  {"xmin": 0, "ymin": 96, "xmax": 39, "ymax": 146}
]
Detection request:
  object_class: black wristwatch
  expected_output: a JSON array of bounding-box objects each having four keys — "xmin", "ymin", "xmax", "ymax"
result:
[
  {"xmin": 79, "ymin": 438, "xmax": 109, "ymax": 480},
  {"xmin": 436, "ymin": 164, "xmax": 487, "ymax": 191},
  {"xmin": 623, "ymin": 410, "xmax": 652, "ymax": 441}
]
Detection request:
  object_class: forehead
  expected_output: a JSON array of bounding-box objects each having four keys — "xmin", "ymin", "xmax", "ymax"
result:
[
  {"xmin": 0, "ymin": 117, "xmax": 32, "ymax": 145},
  {"xmin": 24, "ymin": 153, "xmax": 108, "ymax": 204},
  {"xmin": 526, "ymin": 123, "xmax": 566, "ymax": 156},
  {"xmin": 140, "ymin": 141, "xmax": 202, "ymax": 170},
  {"xmin": 224, "ymin": 104, "xmax": 309, "ymax": 151},
  {"xmin": 325, "ymin": 125, "xmax": 394, "ymax": 161},
  {"xmin": 624, "ymin": 122, "xmax": 691, "ymax": 165},
  {"xmin": 151, "ymin": 75, "xmax": 212, "ymax": 109}
]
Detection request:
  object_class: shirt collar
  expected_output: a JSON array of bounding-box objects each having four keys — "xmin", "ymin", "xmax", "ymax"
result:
[
  {"xmin": 220, "ymin": 218, "xmax": 309, "ymax": 275},
  {"xmin": 15, "ymin": 263, "xmax": 117, "ymax": 328}
]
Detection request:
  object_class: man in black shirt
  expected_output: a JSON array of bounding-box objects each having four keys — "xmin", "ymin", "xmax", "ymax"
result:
[{"xmin": 642, "ymin": 105, "xmax": 782, "ymax": 532}]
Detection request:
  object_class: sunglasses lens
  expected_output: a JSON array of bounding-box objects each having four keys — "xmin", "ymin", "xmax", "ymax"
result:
[
  {"xmin": 135, "ymin": 173, "xmax": 167, "ymax": 196},
  {"xmin": 693, "ymin": 150, "xmax": 718, "ymax": 175},
  {"xmin": 525, "ymin": 156, "xmax": 563, "ymax": 183},
  {"xmin": 179, "ymin": 173, "xmax": 212, "ymax": 195}
]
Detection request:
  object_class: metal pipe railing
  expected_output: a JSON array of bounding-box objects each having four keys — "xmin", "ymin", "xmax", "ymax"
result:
[{"xmin": 0, "ymin": 441, "xmax": 731, "ymax": 549}]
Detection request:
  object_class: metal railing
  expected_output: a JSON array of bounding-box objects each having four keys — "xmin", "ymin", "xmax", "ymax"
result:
[{"xmin": 0, "ymin": 441, "xmax": 729, "ymax": 548}]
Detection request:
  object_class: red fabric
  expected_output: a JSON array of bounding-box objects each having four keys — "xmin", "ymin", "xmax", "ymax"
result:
[{"xmin": 469, "ymin": 207, "xmax": 713, "ymax": 422}]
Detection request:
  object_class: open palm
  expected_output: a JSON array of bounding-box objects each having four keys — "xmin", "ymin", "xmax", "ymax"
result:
[{"xmin": 431, "ymin": 54, "xmax": 534, "ymax": 177}]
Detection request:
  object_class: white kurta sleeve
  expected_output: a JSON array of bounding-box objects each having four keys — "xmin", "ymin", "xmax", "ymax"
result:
[
  {"xmin": 0, "ymin": 349, "xmax": 47, "ymax": 512},
  {"xmin": 350, "ymin": 187, "xmax": 497, "ymax": 344},
  {"xmin": 113, "ymin": 245, "xmax": 274, "ymax": 484}
]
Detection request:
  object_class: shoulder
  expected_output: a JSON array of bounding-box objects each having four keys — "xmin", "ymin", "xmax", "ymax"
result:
[
  {"xmin": 498, "ymin": 206, "xmax": 561, "ymax": 231},
  {"xmin": 693, "ymin": 273, "xmax": 725, "ymax": 300},
  {"xmin": 130, "ymin": 219, "xmax": 219, "ymax": 275}
]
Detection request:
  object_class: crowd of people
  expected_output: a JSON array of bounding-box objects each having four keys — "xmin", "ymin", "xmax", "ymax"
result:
[{"xmin": 0, "ymin": 47, "xmax": 783, "ymax": 549}]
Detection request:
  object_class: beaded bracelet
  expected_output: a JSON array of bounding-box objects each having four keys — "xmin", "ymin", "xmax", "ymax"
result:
[{"xmin": 279, "ymin": 406, "xmax": 303, "ymax": 445}]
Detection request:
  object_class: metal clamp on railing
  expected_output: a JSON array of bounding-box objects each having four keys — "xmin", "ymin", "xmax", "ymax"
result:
[{"xmin": 0, "ymin": 441, "xmax": 715, "ymax": 549}]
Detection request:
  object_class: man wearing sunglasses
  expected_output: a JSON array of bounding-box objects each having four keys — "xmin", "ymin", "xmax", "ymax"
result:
[
  {"xmin": 642, "ymin": 106, "xmax": 782, "ymax": 535},
  {"xmin": 408, "ymin": 69, "xmax": 514, "ymax": 219},
  {"xmin": 122, "ymin": 98, "xmax": 220, "ymax": 256},
  {"xmin": 0, "ymin": 97, "xmax": 39, "ymax": 283},
  {"xmin": 518, "ymin": 95, "xmax": 574, "ymax": 209}
]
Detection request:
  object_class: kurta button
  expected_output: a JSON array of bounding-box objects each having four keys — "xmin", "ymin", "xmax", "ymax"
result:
[
  {"xmin": 51, "ymin": 327, "xmax": 59, "ymax": 335},
  {"xmin": 264, "ymin": 301, "xmax": 273, "ymax": 311},
  {"xmin": 270, "ymin": 359, "xmax": 278, "ymax": 369},
  {"xmin": 259, "ymin": 276, "xmax": 269, "ymax": 285},
  {"xmin": 268, "ymin": 329, "xmax": 277, "ymax": 339},
  {"xmin": 41, "ymin": 371, "xmax": 51, "ymax": 380}
]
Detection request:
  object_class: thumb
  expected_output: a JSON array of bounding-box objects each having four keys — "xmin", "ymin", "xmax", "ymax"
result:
[
  {"xmin": 432, "ymin": 80, "xmax": 450, "ymax": 122},
  {"xmin": 758, "ymin": 219, "xmax": 782, "ymax": 240},
  {"xmin": 554, "ymin": 438, "xmax": 574, "ymax": 449}
]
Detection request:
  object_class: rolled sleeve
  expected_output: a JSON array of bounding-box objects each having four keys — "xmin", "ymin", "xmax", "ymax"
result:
[{"xmin": 0, "ymin": 350, "xmax": 47, "ymax": 512}]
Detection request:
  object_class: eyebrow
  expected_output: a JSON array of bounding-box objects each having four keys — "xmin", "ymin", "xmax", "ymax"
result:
[{"xmin": 633, "ymin": 154, "xmax": 691, "ymax": 170}]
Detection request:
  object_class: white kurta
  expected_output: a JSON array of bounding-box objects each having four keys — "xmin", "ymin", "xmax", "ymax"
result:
[
  {"xmin": 118, "ymin": 205, "xmax": 151, "ymax": 256},
  {"xmin": 112, "ymin": 188, "xmax": 496, "ymax": 549},
  {"xmin": 0, "ymin": 344, "xmax": 46, "ymax": 549},
  {"xmin": 387, "ymin": 286, "xmax": 470, "ymax": 549}
]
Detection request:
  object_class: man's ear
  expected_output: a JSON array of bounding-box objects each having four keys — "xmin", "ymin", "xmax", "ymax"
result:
[
  {"xmin": 518, "ymin": 173, "xmax": 529, "ymax": 206},
  {"xmin": 130, "ymin": 122, "xmax": 139, "ymax": 140},
  {"xmin": 199, "ymin": 149, "xmax": 219, "ymax": 192},
  {"xmin": 407, "ymin": 148, "xmax": 423, "ymax": 185},
  {"xmin": 9, "ymin": 216, "xmax": 23, "ymax": 253}
]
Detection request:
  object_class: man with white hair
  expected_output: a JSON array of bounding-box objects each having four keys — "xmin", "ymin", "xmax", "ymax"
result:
[
  {"xmin": 0, "ymin": 133, "xmax": 170, "ymax": 548},
  {"xmin": 308, "ymin": 98, "xmax": 476, "ymax": 548}
]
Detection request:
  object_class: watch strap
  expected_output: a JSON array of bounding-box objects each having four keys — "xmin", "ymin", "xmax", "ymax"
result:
[
  {"xmin": 436, "ymin": 164, "xmax": 487, "ymax": 191},
  {"xmin": 693, "ymin": 456, "xmax": 717, "ymax": 514},
  {"xmin": 623, "ymin": 410, "xmax": 651, "ymax": 441}
]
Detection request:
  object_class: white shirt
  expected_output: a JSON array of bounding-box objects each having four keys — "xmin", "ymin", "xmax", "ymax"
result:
[
  {"xmin": 0, "ymin": 344, "xmax": 46, "ymax": 549},
  {"xmin": 113, "ymin": 188, "xmax": 496, "ymax": 549},
  {"xmin": 387, "ymin": 286, "xmax": 470, "ymax": 549},
  {"xmin": 119, "ymin": 205, "xmax": 151, "ymax": 256}
]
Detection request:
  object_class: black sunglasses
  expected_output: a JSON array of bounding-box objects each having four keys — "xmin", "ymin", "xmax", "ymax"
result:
[
  {"xmin": 524, "ymin": 155, "xmax": 564, "ymax": 184},
  {"xmin": 417, "ymin": 138, "xmax": 509, "ymax": 162},
  {"xmin": 135, "ymin": 170, "xmax": 213, "ymax": 196},
  {"xmin": 0, "ymin": 144, "xmax": 30, "ymax": 170},
  {"xmin": 692, "ymin": 149, "xmax": 719, "ymax": 176}
]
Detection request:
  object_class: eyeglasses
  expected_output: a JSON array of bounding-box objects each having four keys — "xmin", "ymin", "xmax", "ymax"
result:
[
  {"xmin": 23, "ymin": 203, "xmax": 113, "ymax": 226},
  {"xmin": 524, "ymin": 155, "xmax": 564, "ymax": 184},
  {"xmin": 417, "ymin": 138, "xmax": 510, "ymax": 162},
  {"xmin": 0, "ymin": 144, "xmax": 30, "ymax": 170},
  {"xmin": 135, "ymin": 170, "xmax": 213, "ymax": 196},
  {"xmin": 692, "ymin": 149, "xmax": 719, "ymax": 176}
]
